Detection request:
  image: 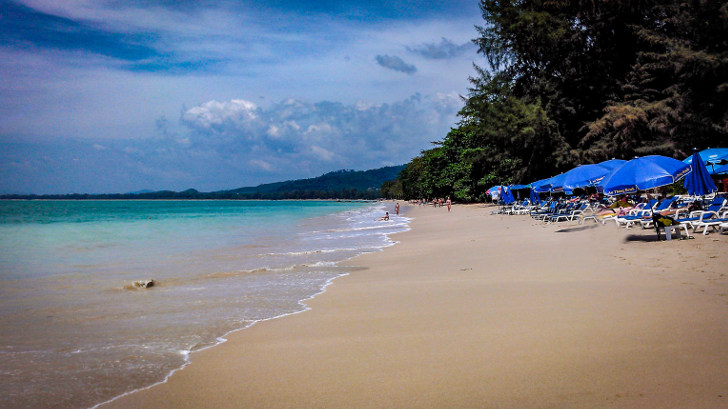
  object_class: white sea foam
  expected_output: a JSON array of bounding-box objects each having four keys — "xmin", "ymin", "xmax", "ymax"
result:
[{"xmin": 0, "ymin": 200, "xmax": 410, "ymax": 409}]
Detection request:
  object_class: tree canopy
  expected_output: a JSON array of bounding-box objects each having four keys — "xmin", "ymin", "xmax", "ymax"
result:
[{"xmin": 388, "ymin": 0, "xmax": 728, "ymax": 202}]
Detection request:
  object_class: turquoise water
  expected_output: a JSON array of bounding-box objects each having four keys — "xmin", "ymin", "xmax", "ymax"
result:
[{"xmin": 0, "ymin": 200, "xmax": 409, "ymax": 409}]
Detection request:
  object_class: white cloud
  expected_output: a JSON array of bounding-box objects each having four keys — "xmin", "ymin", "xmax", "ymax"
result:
[
  {"xmin": 181, "ymin": 99, "xmax": 261, "ymax": 135},
  {"xmin": 1, "ymin": 1, "xmax": 484, "ymax": 193},
  {"xmin": 250, "ymin": 159, "xmax": 274, "ymax": 172},
  {"xmin": 311, "ymin": 145, "xmax": 335, "ymax": 161},
  {"xmin": 178, "ymin": 93, "xmax": 462, "ymax": 179}
]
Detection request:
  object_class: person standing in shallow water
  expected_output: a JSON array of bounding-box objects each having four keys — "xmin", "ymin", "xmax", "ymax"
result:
[{"xmin": 395, "ymin": 202, "xmax": 399, "ymax": 216}]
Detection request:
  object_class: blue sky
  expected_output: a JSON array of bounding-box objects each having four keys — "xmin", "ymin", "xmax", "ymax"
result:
[{"xmin": 0, "ymin": 0, "xmax": 483, "ymax": 194}]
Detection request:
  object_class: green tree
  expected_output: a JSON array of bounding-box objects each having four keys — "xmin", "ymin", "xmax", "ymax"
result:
[
  {"xmin": 390, "ymin": 0, "xmax": 727, "ymax": 202},
  {"xmin": 581, "ymin": 1, "xmax": 728, "ymax": 160}
]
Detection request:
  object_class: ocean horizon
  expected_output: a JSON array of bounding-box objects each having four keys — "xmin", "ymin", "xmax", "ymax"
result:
[{"xmin": 0, "ymin": 200, "xmax": 410, "ymax": 409}]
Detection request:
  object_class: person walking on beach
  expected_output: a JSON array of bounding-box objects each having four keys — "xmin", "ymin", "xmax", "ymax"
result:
[
  {"xmin": 395, "ymin": 202, "xmax": 400, "ymax": 216},
  {"xmin": 446, "ymin": 197, "xmax": 451, "ymax": 212}
]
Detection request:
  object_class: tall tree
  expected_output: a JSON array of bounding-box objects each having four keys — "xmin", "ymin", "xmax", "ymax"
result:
[
  {"xmin": 581, "ymin": 1, "xmax": 728, "ymax": 160},
  {"xmin": 389, "ymin": 0, "xmax": 728, "ymax": 201}
]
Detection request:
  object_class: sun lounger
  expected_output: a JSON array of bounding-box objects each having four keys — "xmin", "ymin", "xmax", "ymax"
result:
[
  {"xmin": 719, "ymin": 222, "xmax": 728, "ymax": 234},
  {"xmin": 506, "ymin": 200, "xmax": 535, "ymax": 215},
  {"xmin": 538, "ymin": 202, "xmax": 573, "ymax": 222},
  {"xmin": 652, "ymin": 213, "xmax": 691, "ymax": 240},
  {"xmin": 530, "ymin": 201, "xmax": 557, "ymax": 219},
  {"xmin": 672, "ymin": 197, "xmax": 727, "ymax": 235},
  {"xmin": 636, "ymin": 197, "xmax": 679, "ymax": 229},
  {"xmin": 549, "ymin": 202, "xmax": 589, "ymax": 223},
  {"xmin": 691, "ymin": 210, "xmax": 728, "ymax": 234},
  {"xmin": 613, "ymin": 199, "xmax": 660, "ymax": 228},
  {"xmin": 578, "ymin": 206, "xmax": 600, "ymax": 224}
]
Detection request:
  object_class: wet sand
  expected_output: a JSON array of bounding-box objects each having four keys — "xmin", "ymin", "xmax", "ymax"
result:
[{"xmin": 101, "ymin": 204, "xmax": 728, "ymax": 409}]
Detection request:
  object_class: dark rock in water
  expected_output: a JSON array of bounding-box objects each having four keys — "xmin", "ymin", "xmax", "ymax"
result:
[{"xmin": 133, "ymin": 279, "xmax": 157, "ymax": 288}]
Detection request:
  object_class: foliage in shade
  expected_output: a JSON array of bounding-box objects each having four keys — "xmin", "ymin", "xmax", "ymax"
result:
[{"xmin": 390, "ymin": 0, "xmax": 728, "ymax": 201}]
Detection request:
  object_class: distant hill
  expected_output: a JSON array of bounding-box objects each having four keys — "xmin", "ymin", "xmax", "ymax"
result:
[
  {"xmin": 224, "ymin": 166, "xmax": 405, "ymax": 199},
  {"xmin": 0, "ymin": 166, "xmax": 405, "ymax": 200}
]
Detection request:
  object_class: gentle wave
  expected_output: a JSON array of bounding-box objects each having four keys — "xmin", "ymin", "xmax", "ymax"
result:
[
  {"xmin": 0, "ymin": 201, "xmax": 410, "ymax": 409},
  {"xmin": 90, "ymin": 271, "xmax": 349, "ymax": 409}
]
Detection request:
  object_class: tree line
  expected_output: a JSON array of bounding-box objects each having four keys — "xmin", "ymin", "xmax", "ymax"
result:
[
  {"xmin": 2, "ymin": 166, "xmax": 404, "ymax": 200},
  {"xmin": 382, "ymin": 0, "xmax": 728, "ymax": 202}
]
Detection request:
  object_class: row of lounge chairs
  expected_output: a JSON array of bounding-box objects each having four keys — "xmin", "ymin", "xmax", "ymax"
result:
[
  {"xmin": 495, "ymin": 199, "xmax": 594, "ymax": 223},
  {"xmin": 495, "ymin": 195, "xmax": 728, "ymax": 237},
  {"xmin": 607, "ymin": 196, "xmax": 728, "ymax": 235}
]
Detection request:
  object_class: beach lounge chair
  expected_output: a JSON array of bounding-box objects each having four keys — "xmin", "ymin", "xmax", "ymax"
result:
[
  {"xmin": 636, "ymin": 197, "xmax": 679, "ymax": 229},
  {"xmin": 514, "ymin": 200, "xmax": 540, "ymax": 215},
  {"xmin": 549, "ymin": 202, "xmax": 589, "ymax": 223},
  {"xmin": 505, "ymin": 200, "xmax": 531, "ymax": 215},
  {"xmin": 690, "ymin": 210, "xmax": 728, "ymax": 235},
  {"xmin": 577, "ymin": 206, "xmax": 600, "ymax": 224},
  {"xmin": 530, "ymin": 201, "xmax": 557, "ymax": 219},
  {"xmin": 673, "ymin": 197, "xmax": 728, "ymax": 235},
  {"xmin": 596, "ymin": 200, "xmax": 646, "ymax": 226},
  {"xmin": 652, "ymin": 213, "xmax": 690, "ymax": 240},
  {"xmin": 614, "ymin": 199, "xmax": 660, "ymax": 228},
  {"xmin": 539, "ymin": 202, "xmax": 573, "ymax": 222},
  {"xmin": 719, "ymin": 221, "xmax": 728, "ymax": 234}
]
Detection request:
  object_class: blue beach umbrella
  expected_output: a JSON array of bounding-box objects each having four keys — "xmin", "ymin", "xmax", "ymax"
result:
[
  {"xmin": 545, "ymin": 172, "xmax": 566, "ymax": 192},
  {"xmin": 501, "ymin": 186, "xmax": 516, "ymax": 204},
  {"xmin": 713, "ymin": 163, "xmax": 728, "ymax": 175},
  {"xmin": 593, "ymin": 159, "xmax": 628, "ymax": 193},
  {"xmin": 683, "ymin": 148, "xmax": 728, "ymax": 175},
  {"xmin": 597, "ymin": 158, "xmax": 627, "ymax": 171},
  {"xmin": 683, "ymin": 148, "xmax": 728, "ymax": 165},
  {"xmin": 486, "ymin": 185, "xmax": 502, "ymax": 197},
  {"xmin": 529, "ymin": 188, "xmax": 540, "ymax": 205},
  {"xmin": 600, "ymin": 155, "xmax": 691, "ymax": 196},
  {"xmin": 547, "ymin": 173, "xmax": 574, "ymax": 195},
  {"xmin": 684, "ymin": 150, "xmax": 717, "ymax": 196},
  {"xmin": 551, "ymin": 164, "xmax": 612, "ymax": 192},
  {"xmin": 531, "ymin": 177, "xmax": 554, "ymax": 193}
]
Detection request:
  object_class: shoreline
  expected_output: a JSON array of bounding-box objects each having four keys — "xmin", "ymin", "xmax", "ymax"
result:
[
  {"xmin": 91, "ymin": 203, "xmax": 410, "ymax": 409},
  {"xmin": 100, "ymin": 204, "xmax": 728, "ymax": 409},
  {"xmin": 91, "ymin": 270, "xmax": 349, "ymax": 409},
  {"xmin": 0, "ymin": 200, "xmax": 405, "ymax": 409}
]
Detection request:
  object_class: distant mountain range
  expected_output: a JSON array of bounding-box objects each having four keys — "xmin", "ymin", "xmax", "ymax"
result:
[{"xmin": 0, "ymin": 166, "xmax": 405, "ymax": 200}]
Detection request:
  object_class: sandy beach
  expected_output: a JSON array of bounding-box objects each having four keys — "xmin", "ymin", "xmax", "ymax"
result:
[{"xmin": 101, "ymin": 203, "xmax": 728, "ymax": 409}]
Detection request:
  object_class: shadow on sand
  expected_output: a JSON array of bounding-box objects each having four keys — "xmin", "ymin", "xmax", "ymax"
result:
[
  {"xmin": 624, "ymin": 234, "xmax": 661, "ymax": 242},
  {"xmin": 555, "ymin": 224, "xmax": 599, "ymax": 233}
]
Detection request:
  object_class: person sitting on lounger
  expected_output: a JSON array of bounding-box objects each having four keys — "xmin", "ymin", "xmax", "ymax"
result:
[
  {"xmin": 654, "ymin": 196, "xmax": 681, "ymax": 217},
  {"xmin": 688, "ymin": 200, "xmax": 703, "ymax": 213},
  {"xmin": 653, "ymin": 213, "xmax": 677, "ymax": 240},
  {"xmin": 594, "ymin": 196, "xmax": 635, "ymax": 219}
]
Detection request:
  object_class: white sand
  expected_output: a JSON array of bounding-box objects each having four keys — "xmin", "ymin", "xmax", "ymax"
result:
[{"xmin": 102, "ymin": 204, "xmax": 728, "ymax": 409}]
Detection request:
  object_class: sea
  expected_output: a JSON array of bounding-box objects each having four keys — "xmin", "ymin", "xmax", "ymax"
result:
[{"xmin": 0, "ymin": 200, "xmax": 410, "ymax": 409}]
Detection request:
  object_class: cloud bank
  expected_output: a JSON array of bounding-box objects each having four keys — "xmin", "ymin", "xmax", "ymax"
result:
[
  {"xmin": 0, "ymin": 0, "xmax": 484, "ymax": 194},
  {"xmin": 178, "ymin": 93, "xmax": 462, "ymax": 180},
  {"xmin": 0, "ymin": 93, "xmax": 463, "ymax": 194}
]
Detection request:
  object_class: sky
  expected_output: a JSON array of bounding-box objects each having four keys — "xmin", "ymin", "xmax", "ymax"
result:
[{"xmin": 0, "ymin": 0, "xmax": 484, "ymax": 194}]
